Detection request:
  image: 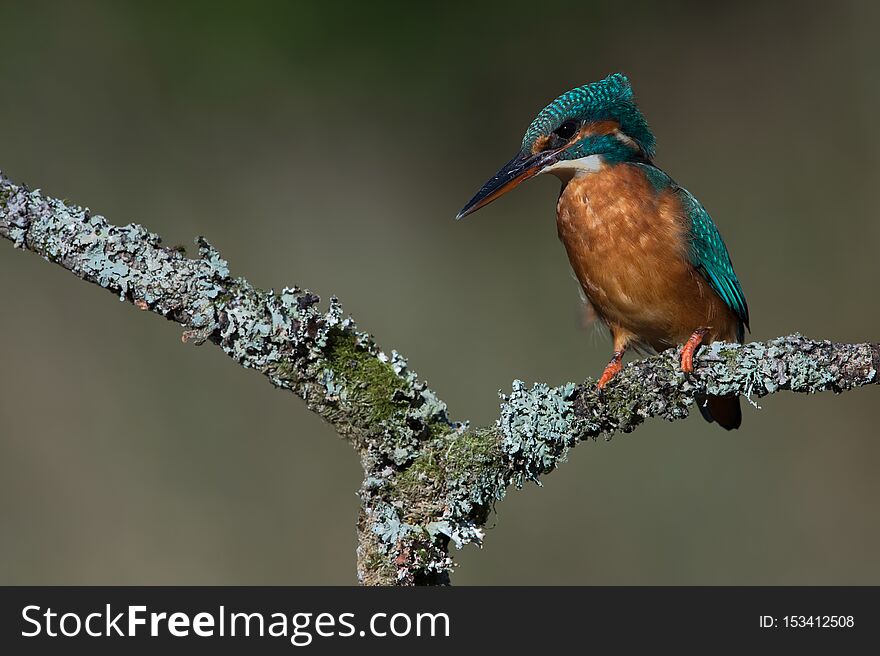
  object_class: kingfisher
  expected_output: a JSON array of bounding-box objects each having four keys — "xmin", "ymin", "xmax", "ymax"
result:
[{"xmin": 456, "ymin": 73, "xmax": 749, "ymax": 430}]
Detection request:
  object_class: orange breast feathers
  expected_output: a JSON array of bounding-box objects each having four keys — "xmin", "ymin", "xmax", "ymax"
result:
[{"xmin": 555, "ymin": 163, "xmax": 739, "ymax": 351}]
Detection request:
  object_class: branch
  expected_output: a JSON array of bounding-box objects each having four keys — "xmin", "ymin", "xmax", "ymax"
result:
[{"xmin": 2, "ymin": 172, "xmax": 877, "ymax": 585}]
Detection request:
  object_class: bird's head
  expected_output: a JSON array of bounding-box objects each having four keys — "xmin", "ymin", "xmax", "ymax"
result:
[{"xmin": 456, "ymin": 73, "xmax": 655, "ymax": 219}]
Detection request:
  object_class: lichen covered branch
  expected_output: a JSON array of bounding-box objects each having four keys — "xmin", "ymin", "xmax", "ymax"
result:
[
  {"xmin": 2, "ymin": 171, "xmax": 877, "ymax": 586},
  {"xmin": 0, "ymin": 172, "xmax": 454, "ymax": 584}
]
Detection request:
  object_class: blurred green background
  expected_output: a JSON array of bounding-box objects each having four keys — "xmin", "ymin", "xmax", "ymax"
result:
[{"xmin": 1, "ymin": 0, "xmax": 878, "ymax": 585}]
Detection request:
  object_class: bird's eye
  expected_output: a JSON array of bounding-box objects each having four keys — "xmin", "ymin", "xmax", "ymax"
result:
[{"xmin": 553, "ymin": 120, "xmax": 578, "ymax": 140}]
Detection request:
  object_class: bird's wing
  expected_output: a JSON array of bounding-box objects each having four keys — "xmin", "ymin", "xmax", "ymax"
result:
[
  {"xmin": 676, "ymin": 186, "xmax": 750, "ymax": 336},
  {"xmin": 632, "ymin": 163, "xmax": 749, "ymax": 336}
]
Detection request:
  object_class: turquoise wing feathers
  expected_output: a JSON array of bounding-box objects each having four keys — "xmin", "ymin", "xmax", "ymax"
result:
[{"xmin": 676, "ymin": 187, "xmax": 750, "ymax": 339}]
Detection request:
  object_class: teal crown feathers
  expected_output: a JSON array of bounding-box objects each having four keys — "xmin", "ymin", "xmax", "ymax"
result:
[{"xmin": 521, "ymin": 73, "xmax": 656, "ymax": 158}]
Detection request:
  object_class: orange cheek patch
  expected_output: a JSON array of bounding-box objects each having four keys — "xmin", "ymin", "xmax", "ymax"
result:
[
  {"xmin": 578, "ymin": 120, "xmax": 620, "ymax": 139},
  {"xmin": 531, "ymin": 135, "xmax": 551, "ymax": 154},
  {"xmin": 532, "ymin": 120, "xmax": 624, "ymax": 154}
]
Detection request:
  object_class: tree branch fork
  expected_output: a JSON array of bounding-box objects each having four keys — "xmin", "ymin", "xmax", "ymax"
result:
[{"xmin": 1, "ymin": 171, "xmax": 876, "ymax": 585}]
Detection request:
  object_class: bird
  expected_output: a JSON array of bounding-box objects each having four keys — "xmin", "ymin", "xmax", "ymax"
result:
[{"xmin": 456, "ymin": 73, "xmax": 749, "ymax": 430}]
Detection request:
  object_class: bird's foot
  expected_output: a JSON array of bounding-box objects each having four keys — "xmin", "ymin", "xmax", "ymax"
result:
[
  {"xmin": 680, "ymin": 328, "xmax": 709, "ymax": 373},
  {"xmin": 597, "ymin": 350, "xmax": 625, "ymax": 389}
]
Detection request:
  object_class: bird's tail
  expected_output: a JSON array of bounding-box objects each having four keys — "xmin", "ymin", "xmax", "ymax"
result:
[{"xmin": 696, "ymin": 394, "xmax": 742, "ymax": 431}]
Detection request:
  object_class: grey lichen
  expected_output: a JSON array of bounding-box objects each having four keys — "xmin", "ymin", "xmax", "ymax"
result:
[
  {"xmin": 0, "ymin": 171, "xmax": 453, "ymax": 585},
  {"xmin": 498, "ymin": 380, "xmax": 578, "ymax": 484},
  {"xmin": 2, "ymin": 170, "xmax": 877, "ymax": 586}
]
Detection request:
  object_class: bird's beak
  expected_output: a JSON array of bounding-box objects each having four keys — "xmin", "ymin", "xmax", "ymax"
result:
[{"xmin": 455, "ymin": 148, "xmax": 560, "ymax": 220}]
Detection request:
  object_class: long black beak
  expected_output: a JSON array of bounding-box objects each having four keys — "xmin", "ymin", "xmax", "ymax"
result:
[{"xmin": 455, "ymin": 149, "xmax": 559, "ymax": 220}]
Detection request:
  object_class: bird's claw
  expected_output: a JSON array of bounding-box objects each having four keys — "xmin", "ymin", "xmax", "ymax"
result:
[
  {"xmin": 597, "ymin": 351, "xmax": 625, "ymax": 389},
  {"xmin": 680, "ymin": 328, "xmax": 709, "ymax": 374}
]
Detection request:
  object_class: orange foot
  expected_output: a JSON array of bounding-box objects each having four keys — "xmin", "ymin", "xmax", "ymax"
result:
[
  {"xmin": 597, "ymin": 350, "xmax": 625, "ymax": 389},
  {"xmin": 680, "ymin": 328, "xmax": 709, "ymax": 373}
]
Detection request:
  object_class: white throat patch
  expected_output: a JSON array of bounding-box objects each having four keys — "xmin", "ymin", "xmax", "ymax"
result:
[{"xmin": 541, "ymin": 154, "xmax": 603, "ymax": 180}]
